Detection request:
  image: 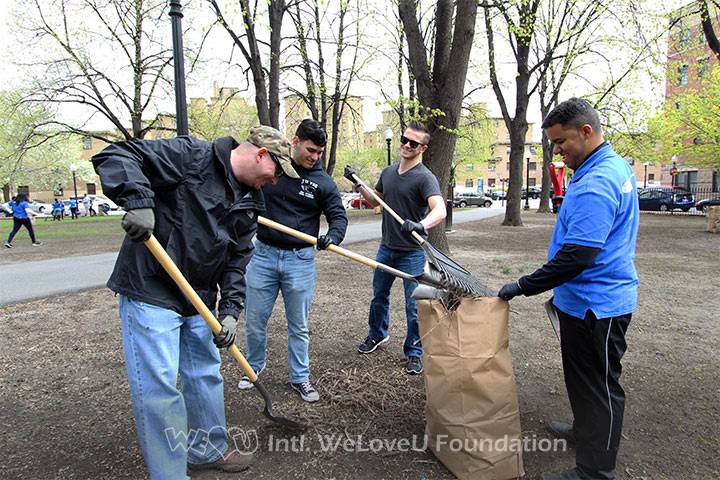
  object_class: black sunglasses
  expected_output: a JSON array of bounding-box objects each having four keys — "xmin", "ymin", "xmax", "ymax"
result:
[
  {"xmin": 400, "ymin": 135, "xmax": 425, "ymax": 149},
  {"xmin": 267, "ymin": 151, "xmax": 284, "ymax": 178}
]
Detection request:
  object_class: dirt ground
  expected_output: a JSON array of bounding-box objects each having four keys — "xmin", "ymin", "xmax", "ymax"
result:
[{"xmin": 1, "ymin": 212, "xmax": 718, "ymax": 480}]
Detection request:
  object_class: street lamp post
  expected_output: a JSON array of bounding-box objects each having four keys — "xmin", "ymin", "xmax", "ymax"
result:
[
  {"xmin": 170, "ymin": 0, "xmax": 188, "ymax": 136},
  {"xmin": 384, "ymin": 127, "xmax": 393, "ymax": 166},
  {"xmin": 70, "ymin": 163, "xmax": 78, "ymax": 202},
  {"xmin": 643, "ymin": 162, "xmax": 650, "ymax": 188},
  {"xmin": 524, "ymin": 154, "xmax": 531, "ymax": 210}
]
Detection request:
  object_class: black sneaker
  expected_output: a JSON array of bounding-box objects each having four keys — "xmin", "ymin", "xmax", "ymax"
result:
[
  {"xmin": 290, "ymin": 381, "xmax": 320, "ymax": 403},
  {"xmin": 548, "ymin": 420, "xmax": 576, "ymax": 444},
  {"xmin": 357, "ymin": 335, "xmax": 389, "ymax": 354},
  {"xmin": 4, "ymin": 243, "xmax": 12, "ymax": 248},
  {"xmin": 237, "ymin": 366, "xmax": 264, "ymax": 390},
  {"xmin": 406, "ymin": 356, "xmax": 423, "ymax": 375}
]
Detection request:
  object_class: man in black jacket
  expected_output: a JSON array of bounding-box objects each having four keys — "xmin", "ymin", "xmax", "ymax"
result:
[
  {"xmin": 92, "ymin": 126, "xmax": 296, "ymax": 479},
  {"xmin": 238, "ymin": 119, "xmax": 347, "ymax": 403}
]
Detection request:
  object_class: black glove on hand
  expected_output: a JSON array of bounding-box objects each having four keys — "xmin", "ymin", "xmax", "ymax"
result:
[
  {"xmin": 213, "ymin": 315, "xmax": 238, "ymax": 349},
  {"xmin": 316, "ymin": 235, "xmax": 335, "ymax": 250},
  {"xmin": 121, "ymin": 208, "xmax": 155, "ymax": 242},
  {"xmin": 498, "ymin": 282, "xmax": 523, "ymax": 301},
  {"xmin": 343, "ymin": 166, "xmax": 359, "ymax": 185},
  {"xmin": 401, "ymin": 219, "xmax": 426, "ymax": 236}
]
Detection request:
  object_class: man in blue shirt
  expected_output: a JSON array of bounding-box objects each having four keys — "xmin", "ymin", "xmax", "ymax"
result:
[{"xmin": 498, "ymin": 98, "xmax": 639, "ymax": 480}]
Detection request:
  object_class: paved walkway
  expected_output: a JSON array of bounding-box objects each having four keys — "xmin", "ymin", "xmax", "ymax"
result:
[{"xmin": 0, "ymin": 207, "xmax": 505, "ymax": 306}]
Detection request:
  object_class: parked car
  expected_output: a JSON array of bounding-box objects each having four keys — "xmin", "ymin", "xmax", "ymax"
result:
[
  {"xmin": 637, "ymin": 187, "xmax": 695, "ymax": 212},
  {"xmin": 1, "ymin": 199, "xmax": 53, "ymax": 216},
  {"xmin": 486, "ymin": 188, "xmax": 506, "ymax": 200},
  {"xmin": 453, "ymin": 192, "xmax": 492, "ymax": 208},
  {"xmin": 695, "ymin": 196, "xmax": 720, "ymax": 213},
  {"xmin": 68, "ymin": 195, "xmax": 120, "ymax": 215},
  {"xmin": 521, "ymin": 187, "xmax": 541, "ymax": 199},
  {"xmin": 346, "ymin": 193, "xmax": 372, "ymax": 209}
]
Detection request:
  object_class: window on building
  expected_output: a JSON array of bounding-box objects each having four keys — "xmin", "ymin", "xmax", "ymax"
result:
[
  {"xmin": 465, "ymin": 179, "xmax": 473, "ymax": 188},
  {"xmin": 82, "ymin": 137, "xmax": 92, "ymax": 150},
  {"xmin": 698, "ymin": 58, "xmax": 709, "ymax": 79},
  {"xmin": 87, "ymin": 183, "xmax": 97, "ymax": 195},
  {"xmin": 493, "ymin": 120, "xmax": 499, "ymax": 127},
  {"xmin": 627, "ymin": 157, "xmax": 635, "ymax": 165},
  {"xmin": 18, "ymin": 186, "xmax": 30, "ymax": 196},
  {"xmin": 529, "ymin": 162, "xmax": 537, "ymax": 171},
  {"xmin": 679, "ymin": 64, "xmax": 689, "ymax": 85},
  {"xmin": 488, "ymin": 162, "xmax": 496, "ymax": 172},
  {"xmin": 679, "ymin": 28, "xmax": 691, "ymax": 50},
  {"xmin": 529, "ymin": 146, "xmax": 537, "ymax": 155},
  {"xmin": 505, "ymin": 133, "xmax": 510, "ymax": 140},
  {"xmin": 488, "ymin": 178, "xmax": 496, "ymax": 187},
  {"xmin": 466, "ymin": 163, "xmax": 473, "ymax": 171},
  {"xmin": 506, "ymin": 146, "xmax": 511, "ymax": 154},
  {"xmin": 506, "ymin": 162, "xmax": 511, "ymax": 170},
  {"xmin": 648, "ymin": 173, "xmax": 655, "ymax": 182},
  {"xmin": 528, "ymin": 178, "xmax": 537, "ymax": 187}
]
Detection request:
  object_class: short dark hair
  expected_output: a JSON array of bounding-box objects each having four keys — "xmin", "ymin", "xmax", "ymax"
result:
[
  {"xmin": 295, "ymin": 119, "xmax": 327, "ymax": 147},
  {"xmin": 541, "ymin": 97, "xmax": 602, "ymax": 135},
  {"xmin": 407, "ymin": 119, "xmax": 431, "ymax": 145}
]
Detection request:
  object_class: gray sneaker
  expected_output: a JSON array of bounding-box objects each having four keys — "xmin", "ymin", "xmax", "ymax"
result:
[
  {"xmin": 405, "ymin": 356, "xmax": 423, "ymax": 375},
  {"xmin": 357, "ymin": 335, "xmax": 389, "ymax": 354},
  {"xmin": 237, "ymin": 366, "xmax": 264, "ymax": 390},
  {"xmin": 291, "ymin": 381, "xmax": 320, "ymax": 403}
]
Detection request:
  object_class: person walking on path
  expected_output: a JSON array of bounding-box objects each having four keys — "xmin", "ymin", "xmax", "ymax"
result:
[
  {"xmin": 346, "ymin": 119, "xmax": 446, "ymax": 375},
  {"xmin": 5, "ymin": 193, "xmax": 43, "ymax": 248},
  {"xmin": 498, "ymin": 97, "xmax": 639, "ymax": 480},
  {"xmin": 239, "ymin": 119, "xmax": 348, "ymax": 403},
  {"xmin": 91, "ymin": 125, "xmax": 297, "ymax": 479}
]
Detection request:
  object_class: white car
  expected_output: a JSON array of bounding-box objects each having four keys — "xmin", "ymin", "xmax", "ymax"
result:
[{"xmin": 68, "ymin": 195, "xmax": 121, "ymax": 215}]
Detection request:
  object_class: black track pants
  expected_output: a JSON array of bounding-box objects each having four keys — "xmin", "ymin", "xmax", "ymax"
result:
[{"xmin": 557, "ymin": 307, "xmax": 632, "ymax": 480}]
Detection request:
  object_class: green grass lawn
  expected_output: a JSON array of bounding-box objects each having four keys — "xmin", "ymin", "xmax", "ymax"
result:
[{"xmin": 0, "ymin": 215, "xmax": 122, "ymax": 240}]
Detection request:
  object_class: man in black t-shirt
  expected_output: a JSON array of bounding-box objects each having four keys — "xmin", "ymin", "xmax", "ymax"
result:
[{"xmin": 346, "ymin": 120, "xmax": 446, "ymax": 375}]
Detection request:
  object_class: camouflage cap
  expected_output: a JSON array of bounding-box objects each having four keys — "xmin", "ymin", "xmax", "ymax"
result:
[{"xmin": 247, "ymin": 125, "xmax": 299, "ymax": 179}]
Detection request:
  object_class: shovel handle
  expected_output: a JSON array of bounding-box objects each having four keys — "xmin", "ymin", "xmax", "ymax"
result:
[
  {"xmin": 350, "ymin": 173, "xmax": 425, "ymax": 244},
  {"xmin": 257, "ymin": 216, "xmax": 415, "ymax": 282},
  {"xmin": 144, "ymin": 235, "xmax": 258, "ymax": 382}
]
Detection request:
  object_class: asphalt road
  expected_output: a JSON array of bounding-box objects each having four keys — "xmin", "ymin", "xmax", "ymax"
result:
[{"xmin": 0, "ymin": 206, "xmax": 506, "ymax": 306}]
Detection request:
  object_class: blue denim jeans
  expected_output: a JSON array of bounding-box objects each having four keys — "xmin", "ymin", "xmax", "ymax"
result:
[
  {"xmin": 119, "ymin": 295, "xmax": 228, "ymax": 480},
  {"xmin": 368, "ymin": 243, "xmax": 426, "ymax": 357},
  {"xmin": 245, "ymin": 240, "xmax": 316, "ymax": 383}
]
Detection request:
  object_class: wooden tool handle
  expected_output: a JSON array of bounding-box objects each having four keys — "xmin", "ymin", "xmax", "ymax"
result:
[
  {"xmin": 350, "ymin": 173, "xmax": 425, "ymax": 244},
  {"xmin": 144, "ymin": 235, "xmax": 257, "ymax": 382}
]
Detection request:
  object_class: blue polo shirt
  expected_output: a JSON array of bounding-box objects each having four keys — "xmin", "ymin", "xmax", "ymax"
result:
[
  {"xmin": 9, "ymin": 201, "xmax": 30, "ymax": 219},
  {"xmin": 550, "ymin": 143, "xmax": 639, "ymax": 319}
]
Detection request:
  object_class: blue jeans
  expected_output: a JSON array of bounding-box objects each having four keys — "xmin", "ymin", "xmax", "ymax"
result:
[
  {"xmin": 368, "ymin": 243, "xmax": 426, "ymax": 357},
  {"xmin": 245, "ymin": 240, "xmax": 316, "ymax": 383},
  {"xmin": 7, "ymin": 217, "xmax": 37, "ymax": 243},
  {"xmin": 119, "ymin": 296, "xmax": 228, "ymax": 480}
]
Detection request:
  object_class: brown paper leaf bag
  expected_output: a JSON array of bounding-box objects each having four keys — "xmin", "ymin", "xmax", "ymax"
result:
[{"xmin": 418, "ymin": 297, "xmax": 524, "ymax": 480}]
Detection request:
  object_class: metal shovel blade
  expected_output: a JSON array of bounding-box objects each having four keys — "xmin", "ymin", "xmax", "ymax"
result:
[{"xmin": 253, "ymin": 380, "xmax": 308, "ymax": 431}]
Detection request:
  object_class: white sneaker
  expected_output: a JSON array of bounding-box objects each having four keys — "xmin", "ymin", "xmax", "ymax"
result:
[
  {"xmin": 4, "ymin": 243, "xmax": 12, "ymax": 248},
  {"xmin": 291, "ymin": 381, "xmax": 320, "ymax": 403},
  {"xmin": 237, "ymin": 366, "xmax": 264, "ymax": 390}
]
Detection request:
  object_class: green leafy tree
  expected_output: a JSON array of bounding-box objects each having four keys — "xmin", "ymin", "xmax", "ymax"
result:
[
  {"xmin": 188, "ymin": 91, "xmax": 258, "ymax": 141},
  {"xmin": 647, "ymin": 66, "xmax": 720, "ymax": 170},
  {"xmin": 0, "ymin": 90, "xmax": 81, "ymax": 200},
  {"xmin": 332, "ymin": 146, "xmax": 387, "ymax": 192}
]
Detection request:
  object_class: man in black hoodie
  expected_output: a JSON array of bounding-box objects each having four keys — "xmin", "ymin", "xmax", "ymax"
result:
[{"xmin": 239, "ymin": 119, "xmax": 348, "ymax": 403}]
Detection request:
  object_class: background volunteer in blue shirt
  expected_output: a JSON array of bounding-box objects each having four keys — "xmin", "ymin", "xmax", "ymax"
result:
[
  {"xmin": 346, "ymin": 120, "xmax": 446, "ymax": 376},
  {"xmin": 5, "ymin": 192, "xmax": 43, "ymax": 248},
  {"xmin": 239, "ymin": 119, "xmax": 347, "ymax": 403},
  {"xmin": 498, "ymin": 98, "xmax": 639, "ymax": 480}
]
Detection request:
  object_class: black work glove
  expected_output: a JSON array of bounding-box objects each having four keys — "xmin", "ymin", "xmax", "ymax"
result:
[
  {"xmin": 343, "ymin": 166, "xmax": 359, "ymax": 186},
  {"xmin": 401, "ymin": 219, "xmax": 426, "ymax": 236},
  {"xmin": 316, "ymin": 235, "xmax": 335, "ymax": 250},
  {"xmin": 121, "ymin": 208, "xmax": 155, "ymax": 242},
  {"xmin": 498, "ymin": 282, "xmax": 523, "ymax": 301},
  {"xmin": 213, "ymin": 315, "xmax": 238, "ymax": 349}
]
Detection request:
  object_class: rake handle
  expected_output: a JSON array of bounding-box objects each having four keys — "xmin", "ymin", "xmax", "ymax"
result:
[
  {"xmin": 257, "ymin": 216, "xmax": 416, "ymax": 282},
  {"xmin": 144, "ymin": 235, "xmax": 257, "ymax": 382},
  {"xmin": 350, "ymin": 173, "xmax": 425, "ymax": 244}
]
